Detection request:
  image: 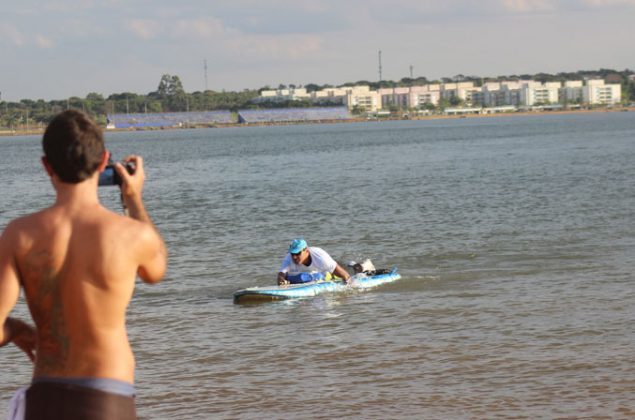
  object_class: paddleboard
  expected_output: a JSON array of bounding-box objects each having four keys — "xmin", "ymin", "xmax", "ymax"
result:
[{"xmin": 233, "ymin": 267, "xmax": 401, "ymax": 304}]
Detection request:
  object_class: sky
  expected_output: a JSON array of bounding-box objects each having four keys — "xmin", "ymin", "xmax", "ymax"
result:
[{"xmin": 1, "ymin": 0, "xmax": 634, "ymax": 101}]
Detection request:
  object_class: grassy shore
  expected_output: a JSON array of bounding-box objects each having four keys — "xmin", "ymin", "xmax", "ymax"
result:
[{"xmin": 1, "ymin": 106, "xmax": 632, "ymax": 137}]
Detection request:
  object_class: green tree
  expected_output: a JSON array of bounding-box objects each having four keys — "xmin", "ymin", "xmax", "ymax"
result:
[
  {"xmin": 156, "ymin": 74, "xmax": 184, "ymax": 97},
  {"xmin": 153, "ymin": 74, "xmax": 187, "ymax": 111},
  {"xmin": 437, "ymin": 98, "xmax": 451, "ymax": 111},
  {"xmin": 84, "ymin": 92, "xmax": 106, "ymax": 115},
  {"xmin": 449, "ymin": 96, "xmax": 463, "ymax": 107},
  {"xmin": 351, "ymin": 105, "xmax": 365, "ymax": 115},
  {"xmin": 421, "ymin": 102, "xmax": 436, "ymax": 111}
]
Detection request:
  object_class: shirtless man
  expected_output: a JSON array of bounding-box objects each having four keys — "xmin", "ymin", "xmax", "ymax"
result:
[{"xmin": 0, "ymin": 110, "xmax": 167, "ymax": 419}]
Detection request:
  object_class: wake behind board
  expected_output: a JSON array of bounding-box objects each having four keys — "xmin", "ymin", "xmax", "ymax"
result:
[{"xmin": 233, "ymin": 267, "xmax": 401, "ymax": 304}]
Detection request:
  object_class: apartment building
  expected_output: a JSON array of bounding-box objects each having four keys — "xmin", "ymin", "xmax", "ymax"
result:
[
  {"xmin": 583, "ymin": 79, "xmax": 621, "ymax": 105},
  {"xmin": 441, "ymin": 82, "xmax": 476, "ymax": 102},
  {"xmin": 310, "ymin": 86, "xmax": 381, "ymax": 112},
  {"xmin": 410, "ymin": 85, "xmax": 441, "ymax": 108},
  {"xmin": 378, "ymin": 87, "xmax": 410, "ymax": 109},
  {"xmin": 560, "ymin": 81, "xmax": 584, "ymax": 103},
  {"xmin": 257, "ymin": 87, "xmax": 310, "ymax": 102},
  {"xmin": 255, "ymin": 79, "xmax": 621, "ymax": 111},
  {"xmin": 520, "ymin": 82, "xmax": 561, "ymax": 106},
  {"xmin": 378, "ymin": 85, "xmax": 444, "ymax": 109},
  {"xmin": 346, "ymin": 87, "xmax": 381, "ymax": 112}
]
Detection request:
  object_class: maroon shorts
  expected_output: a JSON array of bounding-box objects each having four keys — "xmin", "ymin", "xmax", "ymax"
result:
[{"xmin": 25, "ymin": 381, "xmax": 136, "ymax": 420}]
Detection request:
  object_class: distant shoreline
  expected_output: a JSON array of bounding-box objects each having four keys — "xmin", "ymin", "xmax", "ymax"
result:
[{"xmin": 1, "ymin": 106, "xmax": 632, "ymax": 137}]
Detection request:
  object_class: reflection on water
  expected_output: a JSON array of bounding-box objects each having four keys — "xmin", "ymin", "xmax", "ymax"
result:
[{"xmin": 1, "ymin": 113, "xmax": 634, "ymax": 418}]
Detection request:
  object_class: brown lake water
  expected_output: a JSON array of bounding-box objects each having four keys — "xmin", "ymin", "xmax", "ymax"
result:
[{"xmin": 1, "ymin": 112, "xmax": 634, "ymax": 419}]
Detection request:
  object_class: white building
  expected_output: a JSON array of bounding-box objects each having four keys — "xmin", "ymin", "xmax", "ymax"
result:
[
  {"xmin": 520, "ymin": 82, "xmax": 560, "ymax": 106},
  {"xmin": 560, "ymin": 81, "xmax": 584, "ymax": 103},
  {"xmin": 254, "ymin": 77, "xmax": 622, "ymax": 112},
  {"xmin": 472, "ymin": 81, "xmax": 523, "ymax": 107},
  {"xmin": 410, "ymin": 86, "xmax": 441, "ymax": 108},
  {"xmin": 441, "ymin": 82, "xmax": 476, "ymax": 103},
  {"xmin": 378, "ymin": 85, "xmax": 443, "ymax": 109},
  {"xmin": 311, "ymin": 85, "xmax": 381, "ymax": 112},
  {"xmin": 346, "ymin": 87, "xmax": 381, "ymax": 112},
  {"xmin": 378, "ymin": 87, "xmax": 410, "ymax": 109},
  {"xmin": 311, "ymin": 88, "xmax": 347, "ymax": 105},
  {"xmin": 583, "ymin": 79, "xmax": 621, "ymax": 105},
  {"xmin": 256, "ymin": 87, "xmax": 310, "ymax": 102}
]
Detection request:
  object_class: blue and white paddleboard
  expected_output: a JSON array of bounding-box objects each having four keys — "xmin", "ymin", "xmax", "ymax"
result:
[{"xmin": 233, "ymin": 268, "xmax": 401, "ymax": 304}]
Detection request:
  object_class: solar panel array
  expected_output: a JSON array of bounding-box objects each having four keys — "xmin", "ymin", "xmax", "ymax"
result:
[
  {"xmin": 107, "ymin": 107, "xmax": 352, "ymax": 128},
  {"xmin": 237, "ymin": 107, "xmax": 351, "ymax": 123},
  {"xmin": 107, "ymin": 111, "xmax": 235, "ymax": 128}
]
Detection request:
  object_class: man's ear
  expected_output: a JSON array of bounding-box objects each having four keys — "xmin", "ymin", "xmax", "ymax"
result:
[
  {"xmin": 41, "ymin": 156, "xmax": 54, "ymax": 177},
  {"xmin": 97, "ymin": 150, "xmax": 110, "ymax": 172}
]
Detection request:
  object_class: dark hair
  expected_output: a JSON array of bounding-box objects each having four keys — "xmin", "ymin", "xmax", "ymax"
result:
[{"xmin": 42, "ymin": 110, "xmax": 105, "ymax": 183}]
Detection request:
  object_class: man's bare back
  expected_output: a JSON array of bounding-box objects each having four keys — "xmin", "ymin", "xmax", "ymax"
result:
[{"xmin": 7, "ymin": 195, "xmax": 163, "ymax": 382}]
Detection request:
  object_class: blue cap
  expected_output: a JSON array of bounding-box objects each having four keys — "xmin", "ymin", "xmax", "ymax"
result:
[{"xmin": 288, "ymin": 239, "xmax": 307, "ymax": 254}]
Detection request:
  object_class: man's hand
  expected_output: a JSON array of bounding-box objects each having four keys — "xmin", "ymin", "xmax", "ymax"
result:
[
  {"xmin": 115, "ymin": 155, "xmax": 144, "ymax": 205},
  {"xmin": 115, "ymin": 155, "xmax": 155, "ymax": 225},
  {"xmin": 5, "ymin": 318, "xmax": 36, "ymax": 362},
  {"xmin": 277, "ymin": 273, "xmax": 289, "ymax": 286}
]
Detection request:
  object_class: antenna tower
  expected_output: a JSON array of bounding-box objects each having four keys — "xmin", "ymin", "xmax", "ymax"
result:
[
  {"xmin": 378, "ymin": 50, "xmax": 383, "ymax": 82},
  {"xmin": 204, "ymin": 59, "xmax": 208, "ymax": 91}
]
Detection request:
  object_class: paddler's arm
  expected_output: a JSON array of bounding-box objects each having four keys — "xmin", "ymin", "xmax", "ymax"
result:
[
  {"xmin": 333, "ymin": 263, "xmax": 351, "ymax": 284},
  {"xmin": 277, "ymin": 272, "xmax": 289, "ymax": 285}
]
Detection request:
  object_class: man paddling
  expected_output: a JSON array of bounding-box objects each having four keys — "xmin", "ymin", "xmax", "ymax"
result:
[
  {"xmin": 0, "ymin": 110, "xmax": 167, "ymax": 419},
  {"xmin": 277, "ymin": 239, "xmax": 351, "ymax": 285}
]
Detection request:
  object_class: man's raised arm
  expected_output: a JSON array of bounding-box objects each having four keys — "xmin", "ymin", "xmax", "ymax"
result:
[{"xmin": 116, "ymin": 155, "xmax": 167, "ymax": 284}]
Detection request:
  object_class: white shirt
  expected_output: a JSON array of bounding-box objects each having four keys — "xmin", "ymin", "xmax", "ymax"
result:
[{"xmin": 278, "ymin": 247, "xmax": 337, "ymax": 274}]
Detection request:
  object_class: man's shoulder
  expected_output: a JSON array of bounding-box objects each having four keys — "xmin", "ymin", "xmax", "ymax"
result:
[
  {"xmin": 308, "ymin": 247, "xmax": 332, "ymax": 259},
  {"xmin": 106, "ymin": 211, "xmax": 163, "ymax": 251},
  {"xmin": 99, "ymin": 211, "xmax": 158, "ymax": 242},
  {"xmin": 0, "ymin": 211, "xmax": 58, "ymax": 260},
  {"xmin": 1, "ymin": 210, "xmax": 49, "ymax": 238},
  {"xmin": 309, "ymin": 246, "xmax": 327, "ymax": 253}
]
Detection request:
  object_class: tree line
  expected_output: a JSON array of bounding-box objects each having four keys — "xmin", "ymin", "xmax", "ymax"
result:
[
  {"xmin": 1, "ymin": 69, "xmax": 634, "ymax": 130},
  {"xmin": 0, "ymin": 75, "xmax": 260, "ymax": 130}
]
